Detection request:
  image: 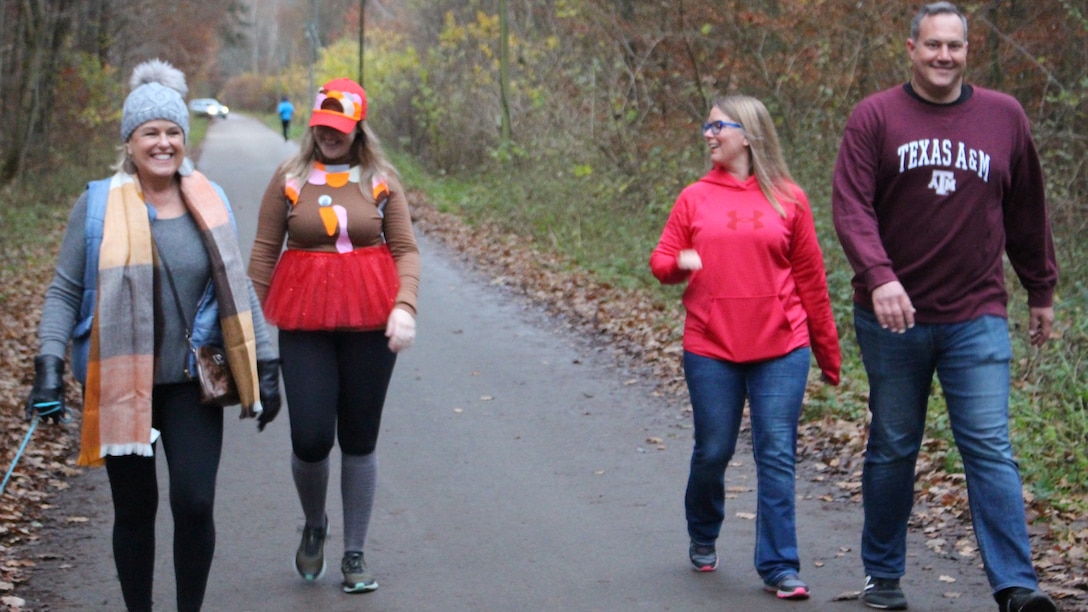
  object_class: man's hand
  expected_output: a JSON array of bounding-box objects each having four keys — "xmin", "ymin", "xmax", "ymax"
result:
[
  {"xmin": 1028, "ymin": 306, "xmax": 1054, "ymax": 348},
  {"xmin": 871, "ymin": 281, "xmax": 916, "ymax": 334}
]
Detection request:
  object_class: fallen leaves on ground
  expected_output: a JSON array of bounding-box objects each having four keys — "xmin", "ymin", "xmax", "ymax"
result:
[
  {"xmin": 0, "ymin": 194, "xmax": 1084, "ymax": 610},
  {"xmin": 0, "ymin": 221, "xmax": 81, "ymax": 610},
  {"xmin": 409, "ymin": 193, "xmax": 1087, "ymax": 608}
]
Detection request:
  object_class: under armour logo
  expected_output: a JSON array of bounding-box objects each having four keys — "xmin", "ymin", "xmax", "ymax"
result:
[
  {"xmin": 928, "ymin": 170, "xmax": 957, "ymax": 196},
  {"xmin": 726, "ymin": 210, "xmax": 764, "ymax": 230}
]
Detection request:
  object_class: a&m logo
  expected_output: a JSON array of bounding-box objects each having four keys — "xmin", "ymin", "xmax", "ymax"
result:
[{"xmin": 928, "ymin": 170, "xmax": 957, "ymax": 196}]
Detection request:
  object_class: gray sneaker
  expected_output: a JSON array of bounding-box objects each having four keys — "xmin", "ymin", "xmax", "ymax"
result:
[
  {"xmin": 688, "ymin": 541, "xmax": 718, "ymax": 572},
  {"xmin": 294, "ymin": 517, "xmax": 329, "ymax": 581},
  {"xmin": 863, "ymin": 576, "xmax": 907, "ymax": 610},
  {"xmin": 341, "ymin": 551, "xmax": 378, "ymax": 594},
  {"xmin": 764, "ymin": 573, "xmax": 810, "ymax": 600}
]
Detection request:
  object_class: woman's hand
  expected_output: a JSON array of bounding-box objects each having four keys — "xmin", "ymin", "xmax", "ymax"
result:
[
  {"xmin": 385, "ymin": 307, "xmax": 416, "ymax": 353},
  {"xmin": 256, "ymin": 359, "xmax": 282, "ymax": 432},
  {"xmin": 677, "ymin": 249, "xmax": 703, "ymax": 271},
  {"xmin": 25, "ymin": 355, "xmax": 68, "ymax": 423}
]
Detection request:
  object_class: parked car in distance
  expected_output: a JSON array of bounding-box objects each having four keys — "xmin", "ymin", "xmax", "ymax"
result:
[{"xmin": 189, "ymin": 98, "xmax": 230, "ymax": 119}]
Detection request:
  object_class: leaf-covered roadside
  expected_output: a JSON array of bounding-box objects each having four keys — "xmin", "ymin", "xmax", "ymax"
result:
[
  {"xmin": 1, "ymin": 193, "xmax": 1085, "ymax": 610},
  {"xmin": 0, "ymin": 220, "xmax": 84, "ymax": 610},
  {"xmin": 407, "ymin": 193, "xmax": 1088, "ymax": 607}
]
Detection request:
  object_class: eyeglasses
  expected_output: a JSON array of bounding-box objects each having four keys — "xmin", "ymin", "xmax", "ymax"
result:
[{"xmin": 702, "ymin": 120, "xmax": 743, "ymax": 135}]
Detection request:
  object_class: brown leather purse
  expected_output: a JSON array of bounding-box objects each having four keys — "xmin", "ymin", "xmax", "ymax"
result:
[{"xmin": 191, "ymin": 344, "xmax": 239, "ymax": 406}]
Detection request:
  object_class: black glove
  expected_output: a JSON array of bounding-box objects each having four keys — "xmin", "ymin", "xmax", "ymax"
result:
[
  {"xmin": 25, "ymin": 355, "xmax": 67, "ymax": 423},
  {"xmin": 256, "ymin": 359, "xmax": 282, "ymax": 432}
]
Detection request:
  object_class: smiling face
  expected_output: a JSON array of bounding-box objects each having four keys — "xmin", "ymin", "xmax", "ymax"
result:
[
  {"xmin": 704, "ymin": 106, "xmax": 750, "ymax": 179},
  {"xmin": 907, "ymin": 12, "xmax": 968, "ymax": 103},
  {"xmin": 126, "ymin": 120, "xmax": 186, "ymax": 181},
  {"xmin": 313, "ymin": 124, "xmax": 355, "ymax": 164}
]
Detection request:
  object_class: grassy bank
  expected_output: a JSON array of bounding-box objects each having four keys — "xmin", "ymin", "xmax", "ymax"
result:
[
  {"xmin": 391, "ymin": 149, "xmax": 1088, "ymax": 513},
  {"xmin": 6, "ymin": 120, "xmax": 1080, "ymax": 511}
]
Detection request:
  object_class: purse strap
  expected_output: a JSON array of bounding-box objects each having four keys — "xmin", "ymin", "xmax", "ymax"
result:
[{"xmin": 154, "ymin": 241, "xmax": 199, "ymax": 379}]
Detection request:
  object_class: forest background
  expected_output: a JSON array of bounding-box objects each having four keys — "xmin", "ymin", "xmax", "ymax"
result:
[{"xmin": 1, "ymin": 0, "xmax": 1086, "ymax": 605}]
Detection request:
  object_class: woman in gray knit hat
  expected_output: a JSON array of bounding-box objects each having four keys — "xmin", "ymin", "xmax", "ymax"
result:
[{"xmin": 24, "ymin": 59, "xmax": 282, "ymax": 612}]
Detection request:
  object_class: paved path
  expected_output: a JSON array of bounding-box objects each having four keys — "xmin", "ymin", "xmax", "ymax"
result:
[{"xmin": 16, "ymin": 115, "xmax": 994, "ymax": 611}]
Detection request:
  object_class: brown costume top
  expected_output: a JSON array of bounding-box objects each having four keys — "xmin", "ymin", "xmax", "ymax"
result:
[{"xmin": 248, "ymin": 162, "xmax": 420, "ymax": 318}]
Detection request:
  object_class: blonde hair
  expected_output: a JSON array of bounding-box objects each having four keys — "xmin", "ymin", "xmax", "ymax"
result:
[
  {"xmin": 711, "ymin": 94, "xmax": 800, "ymax": 217},
  {"xmin": 287, "ymin": 120, "xmax": 400, "ymax": 193}
]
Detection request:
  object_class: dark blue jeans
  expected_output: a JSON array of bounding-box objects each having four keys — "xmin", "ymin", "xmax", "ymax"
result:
[
  {"xmin": 854, "ymin": 307, "xmax": 1040, "ymax": 593},
  {"xmin": 683, "ymin": 348, "xmax": 810, "ymax": 583}
]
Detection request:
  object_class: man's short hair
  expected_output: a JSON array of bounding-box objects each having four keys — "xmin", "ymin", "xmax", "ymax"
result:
[{"xmin": 910, "ymin": 2, "xmax": 968, "ymax": 41}]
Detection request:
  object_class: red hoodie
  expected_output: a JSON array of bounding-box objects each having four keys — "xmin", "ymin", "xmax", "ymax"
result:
[{"xmin": 651, "ymin": 167, "xmax": 841, "ymax": 384}]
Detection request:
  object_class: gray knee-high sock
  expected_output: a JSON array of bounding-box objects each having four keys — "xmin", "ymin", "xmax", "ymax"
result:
[
  {"xmin": 292, "ymin": 454, "xmax": 330, "ymax": 529},
  {"xmin": 341, "ymin": 452, "xmax": 377, "ymax": 552}
]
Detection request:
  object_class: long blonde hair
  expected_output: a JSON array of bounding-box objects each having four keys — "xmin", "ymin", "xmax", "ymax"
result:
[
  {"xmin": 287, "ymin": 120, "xmax": 400, "ymax": 193},
  {"xmin": 712, "ymin": 94, "xmax": 800, "ymax": 217}
]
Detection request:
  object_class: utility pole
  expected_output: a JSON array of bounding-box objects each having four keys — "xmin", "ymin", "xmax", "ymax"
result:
[
  {"xmin": 498, "ymin": 0, "xmax": 512, "ymax": 145},
  {"xmin": 307, "ymin": 0, "xmax": 319, "ymax": 97},
  {"xmin": 359, "ymin": 0, "xmax": 366, "ymax": 86}
]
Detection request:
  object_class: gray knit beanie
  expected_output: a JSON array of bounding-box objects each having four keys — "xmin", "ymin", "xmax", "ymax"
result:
[{"xmin": 121, "ymin": 59, "xmax": 189, "ymax": 142}]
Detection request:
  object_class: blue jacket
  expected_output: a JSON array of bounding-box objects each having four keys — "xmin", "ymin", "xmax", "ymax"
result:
[
  {"xmin": 70, "ymin": 178, "xmax": 236, "ymax": 384},
  {"xmin": 277, "ymin": 100, "xmax": 294, "ymax": 121}
]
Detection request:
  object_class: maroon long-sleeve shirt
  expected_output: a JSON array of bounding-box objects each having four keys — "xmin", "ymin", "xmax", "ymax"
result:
[{"xmin": 832, "ymin": 84, "xmax": 1057, "ymax": 322}]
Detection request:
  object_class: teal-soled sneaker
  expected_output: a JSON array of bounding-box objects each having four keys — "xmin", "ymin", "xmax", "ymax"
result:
[
  {"xmin": 294, "ymin": 517, "xmax": 328, "ymax": 581},
  {"xmin": 341, "ymin": 551, "xmax": 378, "ymax": 594}
]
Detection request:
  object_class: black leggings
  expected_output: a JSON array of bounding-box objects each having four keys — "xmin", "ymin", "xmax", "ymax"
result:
[
  {"xmin": 104, "ymin": 382, "xmax": 223, "ymax": 612},
  {"xmin": 279, "ymin": 329, "xmax": 396, "ymax": 462}
]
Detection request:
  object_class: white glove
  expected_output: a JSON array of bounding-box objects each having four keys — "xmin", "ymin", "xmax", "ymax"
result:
[{"xmin": 385, "ymin": 307, "xmax": 416, "ymax": 353}]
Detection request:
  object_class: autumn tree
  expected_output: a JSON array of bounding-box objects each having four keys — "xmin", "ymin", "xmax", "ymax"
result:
[{"xmin": 0, "ymin": 0, "xmax": 247, "ymax": 185}]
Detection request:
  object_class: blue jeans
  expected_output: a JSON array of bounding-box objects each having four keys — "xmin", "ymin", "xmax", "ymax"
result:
[
  {"xmin": 683, "ymin": 348, "xmax": 810, "ymax": 583},
  {"xmin": 854, "ymin": 307, "xmax": 1040, "ymax": 594}
]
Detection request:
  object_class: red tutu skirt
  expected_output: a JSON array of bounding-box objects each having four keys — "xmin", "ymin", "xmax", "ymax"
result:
[{"xmin": 264, "ymin": 246, "xmax": 400, "ymax": 331}]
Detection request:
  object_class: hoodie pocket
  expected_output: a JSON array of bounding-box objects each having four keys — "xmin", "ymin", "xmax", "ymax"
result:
[{"xmin": 704, "ymin": 295, "xmax": 793, "ymax": 362}]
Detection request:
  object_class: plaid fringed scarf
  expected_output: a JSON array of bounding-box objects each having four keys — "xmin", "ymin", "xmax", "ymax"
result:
[{"xmin": 78, "ymin": 170, "xmax": 261, "ymax": 467}]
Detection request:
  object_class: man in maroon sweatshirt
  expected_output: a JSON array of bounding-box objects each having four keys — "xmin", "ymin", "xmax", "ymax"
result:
[{"xmin": 831, "ymin": 3, "xmax": 1058, "ymax": 611}]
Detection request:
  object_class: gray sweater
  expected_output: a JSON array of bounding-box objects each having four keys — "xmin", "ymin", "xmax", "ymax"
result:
[{"xmin": 38, "ymin": 192, "xmax": 275, "ymax": 384}]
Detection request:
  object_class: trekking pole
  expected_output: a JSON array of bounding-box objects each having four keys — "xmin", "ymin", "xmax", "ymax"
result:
[{"xmin": 1, "ymin": 402, "xmax": 67, "ymax": 498}]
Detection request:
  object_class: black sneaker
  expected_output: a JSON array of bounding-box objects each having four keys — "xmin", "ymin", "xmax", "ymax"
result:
[
  {"xmin": 863, "ymin": 576, "xmax": 908, "ymax": 610},
  {"xmin": 999, "ymin": 587, "xmax": 1057, "ymax": 612},
  {"xmin": 688, "ymin": 541, "xmax": 718, "ymax": 572},
  {"xmin": 294, "ymin": 516, "xmax": 329, "ymax": 581},
  {"xmin": 341, "ymin": 551, "xmax": 378, "ymax": 594}
]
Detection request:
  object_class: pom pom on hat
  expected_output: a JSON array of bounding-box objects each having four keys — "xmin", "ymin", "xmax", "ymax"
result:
[
  {"xmin": 309, "ymin": 78, "xmax": 367, "ymax": 134},
  {"xmin": 130, "ymin": 59, "xmax": 188, "ymax": 94},
  {"xmin": 121, "ymin": 59, "xmax": 190, "ymax": 142}
]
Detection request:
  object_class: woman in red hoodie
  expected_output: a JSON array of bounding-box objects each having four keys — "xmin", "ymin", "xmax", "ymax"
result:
[{"xmin": 651, "ymin": 94, "xmax": 840, "ymax": 601}]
